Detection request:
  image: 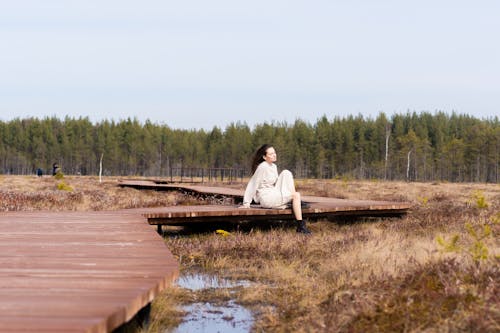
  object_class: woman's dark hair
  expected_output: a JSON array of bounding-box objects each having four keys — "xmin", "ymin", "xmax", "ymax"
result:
[{"xmin": 251, "ymin": 144, "xmax": 273, "ymax": 174}]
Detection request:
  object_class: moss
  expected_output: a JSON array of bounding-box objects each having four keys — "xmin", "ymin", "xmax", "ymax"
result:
[
  {"xmin": 57, "ymin": 181, "xmax": 73, "ymax": 191},
  {"xmin": 341, "ymin": 260, "xmax": 480, "ymax": 332}
]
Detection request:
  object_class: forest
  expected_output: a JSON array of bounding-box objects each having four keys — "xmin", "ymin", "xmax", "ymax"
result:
[{"xmin": 0, "ymin": 111, "xmax": 499, "ymax": 182}]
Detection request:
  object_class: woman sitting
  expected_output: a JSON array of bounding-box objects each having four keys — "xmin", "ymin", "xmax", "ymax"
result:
[{"xmin": 240, "ymin": 144, "xmax": 311, "ymax": 234}]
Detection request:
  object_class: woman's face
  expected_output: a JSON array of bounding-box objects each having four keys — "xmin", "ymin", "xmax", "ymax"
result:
[{"xmin": 263, "ymin": 147, "xmax": 277, "ymax": 163}]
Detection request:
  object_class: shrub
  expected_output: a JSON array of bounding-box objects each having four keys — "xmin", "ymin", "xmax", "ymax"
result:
[
  {"xmin": 54, "ymin": 171, "xmax": 64, "ymax": 180},
  {"xmin": 57, "ymin": 181, "xmax": 73, "ymax": 192}
]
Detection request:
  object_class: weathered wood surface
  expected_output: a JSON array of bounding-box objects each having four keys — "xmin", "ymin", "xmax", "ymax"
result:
[
  {"xmin": 119, "ymin": 180, "xmax": 244, "ymax": 198},
  {"xmin": 119, "ymin": 180, "xmax": 412, "ymax": 225},
  {"xmin": 0, "ymin": 211, "xmax": 178, "ymax": 333}
]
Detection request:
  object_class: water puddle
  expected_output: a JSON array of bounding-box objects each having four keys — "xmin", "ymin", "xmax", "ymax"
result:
[
  {"xmin": 177, "ymin": 273, "xmax": 251, "ymax": 291},
  {"xmin": 169, "ymin": 273, "xmax": 254, "ymax": 333},
  {"xmin": 171, "ymin": 301, "xmax": 253, "ymax": 333}
]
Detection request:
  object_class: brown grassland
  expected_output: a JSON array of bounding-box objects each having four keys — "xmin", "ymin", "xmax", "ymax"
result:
[{"xmin": 1, "ymin": 175, "xmax": 499, "ymax": 332}]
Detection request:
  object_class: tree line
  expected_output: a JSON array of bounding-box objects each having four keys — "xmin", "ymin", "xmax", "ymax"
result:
[{"xmin": 0, "ymin": 112, "xmax": 499, "ymax": 182}]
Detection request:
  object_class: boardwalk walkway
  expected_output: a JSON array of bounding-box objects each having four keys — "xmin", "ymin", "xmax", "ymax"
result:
[
  {"xmin": 119, "ymin": 180, "xmax": 412, "ymax": 230},
  {"xmin": 0, "ymin": 210, "xmax": 178, "ymax": 333},
  {"xmin": 0, "ymin": 180, "xmax": 410, "ymax": 332}
]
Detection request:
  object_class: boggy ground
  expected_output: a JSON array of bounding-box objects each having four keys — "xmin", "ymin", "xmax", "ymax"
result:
[
  {"xmin": 1, "ymin": 175, "xmax": 498, "ymax": 332},
  {"xmin": 152, "ymin": 179, "xmax": 500, "ymax": 333},
  {"xmin": 0, "ymin": 174, "xmax": 198, "ymax": 211}
]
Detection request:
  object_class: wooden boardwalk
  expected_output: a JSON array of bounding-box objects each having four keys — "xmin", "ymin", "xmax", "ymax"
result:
[
  {"xmin": 0, "ymin": 210, "xmax": 178, "ymax": 333},
  {"xmin": 119, "ymin": 180, "xmax": 412, "ymax": 229},
  {"xmin": 0, "ymin": 180, "xmax": 409, "ymax": 331}
]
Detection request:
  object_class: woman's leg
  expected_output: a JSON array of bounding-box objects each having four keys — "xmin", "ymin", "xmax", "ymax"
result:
[
  {"xmin": 276, "ymin": 170, "xmax": 298, "ymax": 211},
  {"xmin": 276, "ymin": 170, "xmax": 310, "ymax": 233},
  {"xmin": 276, "ymin": 170, "xmax": 302, "ymax": 218},
  {"xmin": 292, "ymin": 191, "xmax": 302, "ymax": 221},
  {"xmin": 275, "ymin": 170, "xmax": 295, "ymax": 195}
]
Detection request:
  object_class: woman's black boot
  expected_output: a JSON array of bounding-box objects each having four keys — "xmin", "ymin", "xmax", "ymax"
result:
[{"xmin": 296, "ymin": 220, "xmax": 311, "ymax": 234}]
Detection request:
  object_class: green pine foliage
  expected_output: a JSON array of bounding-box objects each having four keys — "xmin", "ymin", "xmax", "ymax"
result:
[
  {"xmin": 0, "ymin": 112, "xmax": 499, "ymax": 181},
  {"xmin": 437, "ymin": 216, "xmax": 497, "ymax": 263}
]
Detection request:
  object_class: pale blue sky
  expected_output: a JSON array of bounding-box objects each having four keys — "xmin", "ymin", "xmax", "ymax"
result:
[{"xmin": 1, "ymin": 1, "xmax": 499, "ymax": 129}]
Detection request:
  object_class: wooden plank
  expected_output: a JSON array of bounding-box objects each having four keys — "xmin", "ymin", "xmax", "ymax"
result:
[
  {"xmin": 118, "ymin": 180, "xmax": 411, "ymax": 208},
  {"xmin": 0, "ymin": 211, "xmax": 179, "ymax": 333},
  {"xmin": 118, "ymin": 180, "xmax": 244, "ymax": 198},
  {"xmin": 0, "ymin": 316, "xmax": 104, "ymax": 333},
  {"xmin": 144, "ymin": 205, "xmax": 410, "ymax": 225},
  {"xmin": 116, "ymin": 181, "xmax": 412, "ymax": 225}
]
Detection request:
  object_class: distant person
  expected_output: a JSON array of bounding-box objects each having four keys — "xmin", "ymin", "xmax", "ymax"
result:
[
  {"xmin": 239, "ymin": 144, "xmax": 311, "ymax": 234},
  {"xmin": 52, "ymin": 163, "xmax": 60, "ymax": 176},
  {"xmin": 36, "ymin": 168, "xmax": 43, "ymax": 177}
]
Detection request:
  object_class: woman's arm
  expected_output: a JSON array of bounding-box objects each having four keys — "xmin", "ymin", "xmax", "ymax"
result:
[
  {"xmin": 241, "ymin": 163, "xmax": 265, "ymax": 208},
  {"xmin": 241, "ymin": 174, "xmax": 257, "ymax": 208}
]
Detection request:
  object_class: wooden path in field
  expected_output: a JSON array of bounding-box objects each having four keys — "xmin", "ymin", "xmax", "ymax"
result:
[
  {"xmin": 0, "ymin": 180, "xmax": 410, "ymax": 331},
  {"xmin": 119, "ymin": 180, "xmax": 412, "ymax": 230},
  {"xmin": 0, "ymin": 210, "xmax": 178, "ymax": 333}
]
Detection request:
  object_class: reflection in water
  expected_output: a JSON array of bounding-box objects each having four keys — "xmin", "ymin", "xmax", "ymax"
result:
[
  {"xmin": 177, "ymin": 273, "xmax": 251, "ymax": 291},
  {"xmin": 169, "ymin": 274, "xmax": 254, "ymax": 332},
  {"xmin": 171, "ymin": 301, "xmax": 253, "ymax": 333}
]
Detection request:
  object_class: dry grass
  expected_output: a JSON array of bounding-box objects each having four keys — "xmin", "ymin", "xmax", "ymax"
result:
[
  {"xmin": 1, "ymin": 176, "xmax": 498, "ymax": 332},
  {"xmin": 0, "ymin": 175, "xmax": 191, "ymax": 211},
  {"xmin": 159, "ymin": 179, "xmax": 499, "ymax": 333},
  {"xmin": 296, "ymin": 178, "xmax": 500, "ymax": 204}
]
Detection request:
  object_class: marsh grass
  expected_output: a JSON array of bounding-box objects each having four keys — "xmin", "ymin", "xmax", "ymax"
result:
[
  {"xmin": 0, "ymin": 175, "xmax": 191, "ymax": 211},
  {"xmin": 158, "ymin": 179, "xmax": 499, "ymax": 333},
  {"xmin": 1, "ymin": 176, "xmax": 498, "ymax": 332}
]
